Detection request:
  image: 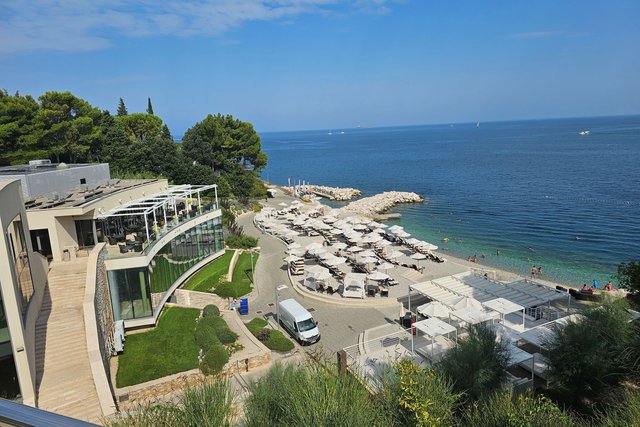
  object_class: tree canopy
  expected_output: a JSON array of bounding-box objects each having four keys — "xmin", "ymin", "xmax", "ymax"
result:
[{"xmin": 0, "ymin": 89, "xmax": 268, "ymax": 200}]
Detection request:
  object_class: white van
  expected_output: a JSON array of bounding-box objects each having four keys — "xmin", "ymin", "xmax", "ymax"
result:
[{"xmin": 278, "ymin": 298, "xmax": 320, "ymax": 345}]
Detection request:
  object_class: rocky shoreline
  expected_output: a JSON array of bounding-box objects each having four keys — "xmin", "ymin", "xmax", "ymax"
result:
[
  {"xmin": 309, "ymin": 185, "xmax": 362, "ymax": 201},
  {"xmin": 338, "ymin": 191, "xmax": 424, "ymax": 217}
]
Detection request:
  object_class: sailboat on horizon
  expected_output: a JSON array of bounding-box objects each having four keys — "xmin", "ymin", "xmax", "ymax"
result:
[{"xmin": 476, "ymin": 121, "xmax": 480, "ymax": 128}]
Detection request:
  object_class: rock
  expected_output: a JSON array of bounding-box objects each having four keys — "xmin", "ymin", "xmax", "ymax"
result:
[
  {"xmin": 309, "ymin": 185, "xmax": 362, "ymax": 201},
  {"xmin": 338, "ymin": 191, "xmax": 423, "ymax": 217}
]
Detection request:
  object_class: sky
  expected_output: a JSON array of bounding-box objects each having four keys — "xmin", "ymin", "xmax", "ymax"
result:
[{"xmin": 1, "ymin": 0, "xmax": 639, "ymax": 134}]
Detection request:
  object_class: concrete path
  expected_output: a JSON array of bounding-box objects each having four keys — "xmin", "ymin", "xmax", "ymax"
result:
[
  {"xmin": 35, "ymin": 258, "xmax": 103, "ymax": 424},
  {"xmin": 236, "ymin": 200, "xmax": 399, "ymax": 357}
]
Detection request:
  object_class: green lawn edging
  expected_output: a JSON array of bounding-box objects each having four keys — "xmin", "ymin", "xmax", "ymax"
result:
[
  {"xmin": 245, "ymin": 318, "xmax": 294, "ymax": 352},
  {"xmin": 116, "ymin": 307, "xmax": 200, "ymax": 388},
  {"xmin": 181, "ymin": 250, "xmax": 234, "ymax": 292}
]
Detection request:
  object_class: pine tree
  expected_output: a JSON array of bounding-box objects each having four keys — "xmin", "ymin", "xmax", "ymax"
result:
[
  {"xmin": 117, "ymin": 97, "xmax": 128, "ymax": 116},
  {"xmin": 147, "ymin": 97, "xmax": 154, "ymax": 115}
]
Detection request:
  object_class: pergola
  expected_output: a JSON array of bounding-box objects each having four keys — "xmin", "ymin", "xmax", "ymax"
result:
[
  {"xmin": 97, "ymin": 184, "xmax": 217, "ymax": 242},
  {"xmin": 449, "ymin": 307, "xmax": 500, "ymax": 327},
  {"xmin": 481, "ymin": 297, "xmax": 526, "ymax": 329},
  {"xmin": 412, "ymin": 317, "xmax": 457, "ymax": 358}
]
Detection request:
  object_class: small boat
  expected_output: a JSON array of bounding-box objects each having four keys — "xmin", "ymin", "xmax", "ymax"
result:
[
  {"xmin": 327, "ymin": 131, "xmax": 333, "ymax": 135},
  {"xmin": 579, "ymin": 130, "xmax": 590, "ymax": 136},
  {"xmin": 476, "ymin": 122, "xmax": 480, "ymax": 128}
]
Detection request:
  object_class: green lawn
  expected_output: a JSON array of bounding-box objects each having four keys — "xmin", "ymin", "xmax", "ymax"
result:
[
  {"xmin": 245, "ymin": 318, "xmax": 294, "ymax": 352},
  {"xmin": 116, "ymin": 307, "xmax": 200, "ymax": 387},
  {"xmin": 213, "ymin": 252, "xmax": 257, "ymax": 298},
  {"xmin": 182, "ymin": 250, "xmax": 234, "ymax": 292}
]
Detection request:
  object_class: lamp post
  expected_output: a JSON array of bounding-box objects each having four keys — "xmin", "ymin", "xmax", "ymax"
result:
[{"xmin": 275, "ymin": 284, "xmax": 288, "ymax": 330}]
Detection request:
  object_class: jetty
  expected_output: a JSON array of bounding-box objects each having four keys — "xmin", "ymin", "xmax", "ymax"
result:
[
  {"xmin": 309, "ymin": 185, "xmax": 362, "ymax": 201},
  {"xmin": 338, "ymin": 191, "xmax": 423, "ymax": 217}
]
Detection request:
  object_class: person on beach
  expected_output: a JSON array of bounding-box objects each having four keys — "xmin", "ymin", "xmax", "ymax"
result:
[
  {"xmin": 605, "ymin": 281, "xmax": 613, "ymax": 291},
  {"xmin": 496, "ymin": 249, "xmax": 500, "ymax": 256},
  {"xmin": 531, "ymin": 265, "xmax": 537, "ymax": 277},
  {"xmin": 581, "ymin": 283, "xmax": 590, "ymax": 291},
  {"xmin": 537, "ymin": 266, "xmax": 543, "ymax": 276},
  {"xmin": 592, "ymin": 279, "xmax": 599, "ymax": 289}
]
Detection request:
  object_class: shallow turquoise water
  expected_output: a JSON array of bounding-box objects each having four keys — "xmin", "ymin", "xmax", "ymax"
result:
[{"xmin": 260, "ymin": 116, "xmax": 640, "ymax": 285}]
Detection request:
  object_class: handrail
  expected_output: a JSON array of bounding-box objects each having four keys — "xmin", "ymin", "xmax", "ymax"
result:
[{"xmin": 0, "ymin": 399, "xmax": 99, "ymax": 426}]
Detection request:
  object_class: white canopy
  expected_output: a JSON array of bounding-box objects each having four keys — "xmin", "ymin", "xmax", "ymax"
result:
[
  {"xmin": 417, "ymin": 301, "xmax": 451, "ymax": 318},
  {"xmin": 367, "ymin": 271, "xmax": 389, "ymax": 281},
  {"xmin": 450, "ymin": 307, "xmax": 499, "ymax": 325},
  {"xmin": 342, "ymin": 273, "xmax": 366, "ymax": 299},
  {"xmin": 347, "ymin": 246, "xmax": 364, "ymax": 253},
  {"xmin": 450, "ymin": 296, "xmax": 483, "ymax": 310},
  {"xmin": 410, "ymin": 253, "xmax": 427, "ymax": 260},
  {"xmin": 482, "ymin": 298, "xmax": 524, "ymax": 316},
  {"xmin": 358, "ymin": 249, "xmax": 377, "ymax": 257},
  {"xmin": 324, "ymin": 256, "xmax": 347, "ymax": 266},
  {"xmin": 387, "ymin": 250, "xmax": 405, "ymax": 259},
  {"xmin": 359, "ymin": 256, "xmax": 378, "ymax": 264},
  {"xmin": 378, "ymin": 262, "xmax": 396, "ymax": 271},
  {"xmin": 306, "ymin": 242, "xmax": 324, "ymax": 251},
  {"xmin": 395, "ymin": 230, "xmax": 411, "ymax": 238},
  {"xmin": 308, "ymin": 247, "xmax": 327, "ymax": 256},
  {"xmin": 363, "ymin": 233, "xmax": 383, "ymax": 243},
  {"xmin": 414, "ymin": 317, "xmax": 457, "ymax": 337}
]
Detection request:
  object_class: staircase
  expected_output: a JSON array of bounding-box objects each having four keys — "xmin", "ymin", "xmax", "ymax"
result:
[{"xmin": 35, "ymin": 257, "xmax": 103, "ymax": 423}]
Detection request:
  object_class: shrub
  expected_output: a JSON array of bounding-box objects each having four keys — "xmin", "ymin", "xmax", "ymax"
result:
[
  {"xmin": 596, "ymin": 388, "xmax": 640, "ymax": 426},
  {"xmin": 225, "ymin": 233, "xmax": 258, "ymax": 249},
  {"xmin": 437, "ymin": 323, "xmax": 510, "ymax": 401},
  {"xmin": 460, "ymin": 391, "xmax": 575, "ymax": 427},
  {"xmin": 545, "ymin": 298, "xmax": 634, "ymax": 404},
  {"xmin": 244, "ymin": 363, "xmax": 380, "ymax": 426},
  {"xmin": 200, "ymin": 344, "xmax": 229, "ymax": 376},
  {"xmin": 203, "ymin": 304, "xmax": 220, "ymax": 317},
  {"xmin": 245, "ymin": 318, "xmax": 268, "ymax": 335},
  {"xmin": 251, "ymin": 202, "xmax": 262, "ymax": 212},
  {"xmin": 213, "ymin": 281, "xmax": 252, "ymax": 298},
  {"xmin": 206, "ymin": 315, "xmax": 238, "ymax": 345},
  {"xmin": 104, "ymin": 379, "xmax": 235, "ymax": 427},
  {"xmin": 194, "ymin": 317, "xmax": 220, "ymax": 352},
  {"xmin": 376, "ymin": 360, "xmax": 460, "ymax": 427}
]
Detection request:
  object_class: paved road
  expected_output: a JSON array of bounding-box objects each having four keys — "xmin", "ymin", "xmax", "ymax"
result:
[{"xmin": 237, "ymin": 204, "xmax": 399, "ymax": 357}]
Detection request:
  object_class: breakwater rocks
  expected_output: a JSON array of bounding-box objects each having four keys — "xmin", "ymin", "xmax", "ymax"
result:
[
  {"xmin": 310, "ymin": 185, "xmax": 362, "ymax": 201},
  {"xmin": 339, "ymin": 191, "xmax": 424, "ymax": 217}
]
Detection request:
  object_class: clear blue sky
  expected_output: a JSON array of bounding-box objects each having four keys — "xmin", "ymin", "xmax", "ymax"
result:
[{"xmin": 1, "ymin": 1, "xmax": 639, "ymax": 134}]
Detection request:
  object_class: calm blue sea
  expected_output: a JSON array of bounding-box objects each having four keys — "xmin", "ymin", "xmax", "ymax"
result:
[{"xmin": 259, "ymin": 116, "xmax": 640, "ymax": 285}]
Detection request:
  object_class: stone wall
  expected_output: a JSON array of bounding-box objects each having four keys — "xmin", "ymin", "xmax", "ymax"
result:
[
  {"xmin": 95, "ymin": 248, "xmax": 115, "ymax": 375},
  {"xmin": 116, "ymin": 352, "xmax": 270, "ymax": 411}
]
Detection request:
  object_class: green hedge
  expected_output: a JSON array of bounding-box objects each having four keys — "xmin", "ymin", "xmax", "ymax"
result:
[
  {"xmin": 225, "ymin": 233, "xmax": 258, "ymax": 249},
  {"xmin": 203, "ymin": 304, "xmax": 220, "ymax": 317},
  {"xmin": 200, "ymin": 344, "xmax": 229, "ymax": 376}
]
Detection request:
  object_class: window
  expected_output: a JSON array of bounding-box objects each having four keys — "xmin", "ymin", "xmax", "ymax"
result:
[{"xmin": 5, "ymin": 215, "xmax": 34, "ymax": 317}]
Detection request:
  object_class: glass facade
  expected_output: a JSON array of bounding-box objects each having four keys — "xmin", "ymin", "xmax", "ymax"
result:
[
  {"xmin": 108, "ymin": 217, "xmax": 223, "ymax": 321},
  {"xmin": 0, "ymin": 289, "xmax": 20, "ymax": 400}
]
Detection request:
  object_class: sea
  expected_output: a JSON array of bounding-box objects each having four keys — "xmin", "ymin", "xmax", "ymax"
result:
[{"xmin": 259, "ymin": 115, "xmax": 640, "ymax": 286}]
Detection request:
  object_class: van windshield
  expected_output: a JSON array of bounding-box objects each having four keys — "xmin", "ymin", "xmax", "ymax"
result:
[{"xmin": 297, "ymin": 318, "xmax": 316, "ymax": 332}]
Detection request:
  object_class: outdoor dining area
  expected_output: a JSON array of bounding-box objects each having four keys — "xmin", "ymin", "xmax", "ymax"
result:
[{"xmin": 97, "ymin": 184, "xmax": 218, "ymax": 257}]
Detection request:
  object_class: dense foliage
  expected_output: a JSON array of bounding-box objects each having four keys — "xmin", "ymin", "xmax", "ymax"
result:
[
  {"xmin": 617, "ymin": 260, "xmax": 640, "ymax": 295},
  {"xmin": 545, "ymin": 298, "xmax": 639, "ymax": 411},
  {"xmin": 105, "ymin": 379, "xmax": 235, "ymax": 427},
  {"xmin": 0, "ymin": 90, "xmax": 268, "ymax": 199},
  {"xmin": 437, "ymin": 323, "xmax": 511, "ymax": 401}
]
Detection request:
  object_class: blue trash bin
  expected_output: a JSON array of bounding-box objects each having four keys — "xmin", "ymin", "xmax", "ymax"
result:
[{"xmin": 238, "ymin": 298, "xmax": 249, "ymax": 315}]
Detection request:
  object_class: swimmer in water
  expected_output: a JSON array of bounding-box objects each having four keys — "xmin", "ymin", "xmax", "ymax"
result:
[{"xmin": 528, "ymin": 247, "xmax": 536, "ymax": 252}]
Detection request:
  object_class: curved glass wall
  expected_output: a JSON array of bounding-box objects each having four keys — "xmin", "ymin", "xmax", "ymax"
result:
[{"xmin": 108, "ymin": 217, "xmax": 223, "ymax": 321}]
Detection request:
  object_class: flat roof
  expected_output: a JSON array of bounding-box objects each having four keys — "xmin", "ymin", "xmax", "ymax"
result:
[
  {"xmin": 0, "ymin": 162, "xmax": 105, "ymax": 176},
  {"xmin": 24, "ymin": 179, "xmax": 161, "ymax": 210}
]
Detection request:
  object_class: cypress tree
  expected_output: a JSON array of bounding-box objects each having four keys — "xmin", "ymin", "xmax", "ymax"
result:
[
  {"xmin": 147, "ymin": 97, "xmax": 154, "ymax": 115},
  {"xmin": 117, "ymin": 97, "xmax": 128, "ymax": 116}
]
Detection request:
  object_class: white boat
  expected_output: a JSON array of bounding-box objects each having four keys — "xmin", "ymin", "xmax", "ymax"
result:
[
  {"xmin": 476, "ymin": 122, "xmax": 480, "ymax": 128},
  {"xmin": 579, "ymin": 130, "xmax": 590, "ymax": 136}
]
